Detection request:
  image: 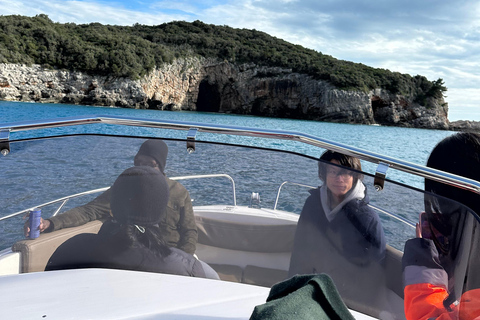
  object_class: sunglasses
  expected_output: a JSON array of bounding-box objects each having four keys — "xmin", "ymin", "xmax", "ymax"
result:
[{"xmin": 326, "ymin": 168, "xmax": 353, "ymax": 178}]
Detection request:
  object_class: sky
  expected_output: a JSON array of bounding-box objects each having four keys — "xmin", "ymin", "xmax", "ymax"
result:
[{"xmin": 1, "ymin": 0, "xmax": 479, "ymax": 121}]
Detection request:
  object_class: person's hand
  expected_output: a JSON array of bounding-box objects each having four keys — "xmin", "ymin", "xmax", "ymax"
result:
[
  {"xmin": 24, "ymin": 217, "xmax": 51, "ymax": 237},
  {"xmin": 415, "ymin": 222, "xmax": 422, "ymax": 238}
]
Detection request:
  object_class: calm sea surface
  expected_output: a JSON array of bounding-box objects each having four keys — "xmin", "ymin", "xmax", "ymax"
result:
[
  {"xmin": 0, "ymin": 101, "xmax": 456, "ymax": 250},
  {"xmin": 0, "ymin": 100, "xmax": 454, "ymax": 174}
]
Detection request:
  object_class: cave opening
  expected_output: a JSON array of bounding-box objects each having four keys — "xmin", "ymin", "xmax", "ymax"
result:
[
  {"xmin": 371, "ymin": 96, "xmax": 385, "ymax": 123},
  {"xmin": 196, "ymin": 80, "xmax": 221, "ymax": 112}
]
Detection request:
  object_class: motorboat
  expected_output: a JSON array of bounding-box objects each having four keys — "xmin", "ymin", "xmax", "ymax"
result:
[{"xmin": 0, "ymin": 115, "xmax": 479, "ymax": 319}]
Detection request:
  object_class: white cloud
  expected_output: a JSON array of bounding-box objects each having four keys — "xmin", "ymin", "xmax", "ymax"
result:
[
  {"xmin": 446, "ymin": 89, "xmax": 480, "ymax": 121},
  {"xmin": 0, "ymin": 0, "xmax": 187, "ymax": 25},
  {"xmin": 1, "ymin": 0, "xmax": 479, "ymax": 120}
]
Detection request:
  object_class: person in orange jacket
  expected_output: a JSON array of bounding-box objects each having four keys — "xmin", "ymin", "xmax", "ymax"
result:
[{"xmin": 402, "ymin": 132, "xmax": 480, "ymax": 320}]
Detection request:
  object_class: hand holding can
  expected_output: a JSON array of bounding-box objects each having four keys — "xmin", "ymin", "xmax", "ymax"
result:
[{"xmin": 28, "ymin": 208, "xmax": 41, "ymax": 239}]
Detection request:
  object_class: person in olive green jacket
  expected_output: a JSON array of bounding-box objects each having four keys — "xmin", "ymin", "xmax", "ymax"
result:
[{"xmin": 25, "ymin": 139, "xmax": 198, "ymax": 255}]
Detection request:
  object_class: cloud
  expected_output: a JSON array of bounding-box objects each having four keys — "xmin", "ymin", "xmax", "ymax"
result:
[
  {"xmin": 1, "ymin": 0, "xmax": 479, "ymax": 119},
  {"xmin": 447, "ymin": 88, "xmax": 480, "ymax": 121},
  {"xmin": 0, "ymin": 0, "xmax": 188, "ymax": 25}
]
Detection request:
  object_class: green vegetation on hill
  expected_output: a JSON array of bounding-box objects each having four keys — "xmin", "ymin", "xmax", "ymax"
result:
[{"xmin": 0, "ymin": 14, "xmax": 446, "ymax": 104}]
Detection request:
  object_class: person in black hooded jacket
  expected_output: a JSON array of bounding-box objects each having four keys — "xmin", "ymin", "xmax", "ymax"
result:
[
  {"xmin": 289, "ymin": 151, "xmax": 385, "ymax": 275},
  {"xmin": 288, "ymin": 151, "xmax": 387, "ymax": 314},
  {"xmin": 25, "ymin": 139, "xmax": 198, "ymax": 255},
  {"xmin": 402, "ymin": 132, "xmax": 480, "ymax": 320},
  {"xmin": 45, "ymin": 166, "xmax": 218, "ymax": 280}
]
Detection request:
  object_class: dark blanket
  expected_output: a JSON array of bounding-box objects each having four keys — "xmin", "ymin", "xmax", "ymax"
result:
[{"xmin": 250, "ymin": 274, "xmax": 355, "ymax": 320}]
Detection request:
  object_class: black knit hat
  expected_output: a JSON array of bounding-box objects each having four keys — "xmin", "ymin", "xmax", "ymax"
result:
[
  {"xmin": 110, "ymin": 166, "xmax": 170, "ymax": 226},
  {"xmin": 134, "ymin": 139, "xmax": 168, "ymax": 173}
]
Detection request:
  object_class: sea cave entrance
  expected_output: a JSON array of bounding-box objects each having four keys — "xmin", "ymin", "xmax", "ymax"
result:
[
  {"xmin": 371, "ymin": 96, "xmax": 387, "ymax": 123},
  {"xmin": 196, "ymin": 80, "xmax": 221, "ymax": 112}
]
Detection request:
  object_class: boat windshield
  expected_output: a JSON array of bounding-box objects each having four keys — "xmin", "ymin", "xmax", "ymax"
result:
[{"xmin": 1, "ymin": 135, "xmax": 479, "ymax": 320}]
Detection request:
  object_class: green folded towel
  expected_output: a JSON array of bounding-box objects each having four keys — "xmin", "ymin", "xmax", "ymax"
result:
[{"xmin": 250, "ymin": 274, "xmax": 355, "ymax": 320}]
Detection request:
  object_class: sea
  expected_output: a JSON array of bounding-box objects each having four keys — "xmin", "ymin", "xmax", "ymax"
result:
[
  {"xmin": 0, "ymin": 100, "xmax": 454, "ymax": 164},
  {"xmin": 0, "ymin": 101, "xmax": 456, "ymax": 250},
  {"xmin": 0, "ymin": 99, "xmax": 455, "ymax": 196}
]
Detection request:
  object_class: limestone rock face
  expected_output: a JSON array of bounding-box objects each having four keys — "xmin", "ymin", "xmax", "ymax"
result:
[
  {"xmin": 0, "ymin": 60, "xmax": 449, "ymax": 129},
  {"xmin": 0, "ymin": 64, "xmax": 147, "ymax": 108},
  {"xmin": 370, "ymin": 89, "xmax": 449, "ymax": 129}
]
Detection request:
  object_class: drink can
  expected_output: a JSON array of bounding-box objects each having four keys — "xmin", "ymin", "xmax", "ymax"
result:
[{"xmin": 29, "ymin": 208, "xmax": 41, "ymax": 239}]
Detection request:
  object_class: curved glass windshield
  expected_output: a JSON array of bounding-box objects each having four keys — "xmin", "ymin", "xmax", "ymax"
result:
[{"xmin": 1, "ymin": 135, "xmax": 479, "ymax": 320}]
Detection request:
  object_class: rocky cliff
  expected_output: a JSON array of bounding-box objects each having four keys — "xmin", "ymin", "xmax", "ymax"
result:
[
  {"xmin": 0, "ymin": 59, "xmax": 449, "ymax": 129},
  {"xmin": 449, "ymin": 120, "xmax": 480, "ymax": 132}
]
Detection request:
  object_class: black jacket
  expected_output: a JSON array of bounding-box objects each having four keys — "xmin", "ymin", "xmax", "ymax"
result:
[
  {"xmin": 288, "ymin": 186, "xmax": 387, "ymax": 310},
  {"xmin": 45, "ymin": 221, "xmax": 217, "ymax": 279}
]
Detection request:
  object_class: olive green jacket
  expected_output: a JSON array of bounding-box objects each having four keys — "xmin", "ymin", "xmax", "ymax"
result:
[{"xmin": 47, "ymin": 177, "xmax": 198, "ymax": 254}]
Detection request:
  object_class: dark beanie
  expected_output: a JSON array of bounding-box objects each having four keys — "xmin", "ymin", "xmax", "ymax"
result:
[
  {"xmin": 110, "ymin": 166, "xmax": 170, "ymax": 226},
  {"xmin": 426, "ymin": 132, "xmax": 480, "ymax": 215},
  {"xmin": 135, "ymin": 139, "xmax": 168, "ymax": 173}
]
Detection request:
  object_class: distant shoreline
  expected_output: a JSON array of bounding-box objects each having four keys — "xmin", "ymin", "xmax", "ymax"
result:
[
  {"xmin": 1, "ymin": 99, "xmax": 477, "ymax": 133},
  {"xmin": 448, "ymin": 120, "xmax": 480, "ymax": 132}
]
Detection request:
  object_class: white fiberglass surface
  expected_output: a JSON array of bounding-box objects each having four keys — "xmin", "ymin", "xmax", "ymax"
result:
[
  {"xmin": 0, "ymin": 268, "xmax": 376, "ymax": 320},
  {"xmin": 0, "ymin": 268, "xmax": 269, "ymax": 319}
]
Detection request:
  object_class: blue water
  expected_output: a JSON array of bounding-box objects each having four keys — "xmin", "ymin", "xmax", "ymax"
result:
[
  {"xmin": 0, "ymin": 101, "xmax": 454, "ymax": 160},
  {"xmin": 0, "ymin": 101, "xmax": 457, "ymax": 250},
  {"xmin": 0, "ymin": 100, "xmax": 455, "ymax": 187}
]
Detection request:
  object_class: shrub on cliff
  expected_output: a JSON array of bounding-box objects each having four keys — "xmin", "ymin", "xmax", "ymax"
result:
[{"xmin": 0, "ymin": 15, "xmax": 446, "ymax": 102}]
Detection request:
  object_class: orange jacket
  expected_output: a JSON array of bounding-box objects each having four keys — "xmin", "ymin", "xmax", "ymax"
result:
[
  {"xmin": 404, "ymin": 284, "xmax": 480, "ymax": 320},
  {"xmin": 403, "ymin": 238, "xmax": 480, "ymax": 320}
]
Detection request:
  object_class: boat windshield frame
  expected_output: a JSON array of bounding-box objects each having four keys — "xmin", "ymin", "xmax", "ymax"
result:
[{"xmin": 1, "ymin": 114, "xmax": 480, "ymax": 197}]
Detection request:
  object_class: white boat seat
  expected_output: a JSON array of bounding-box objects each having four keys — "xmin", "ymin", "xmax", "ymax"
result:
[
  {"xmin": 12, "ymin": 220, "xmax": 104, "ymax": 273},
  {"xmin": 195, "ymin": 215, "xmax": 296, "ymax": 253},
  {"xmin": 384, "ymin": 245, "xmax": 404, "ymax": 299},
  {"xmin": 195, "ymin": 214, "xmax": 296, "ymax": 287}
]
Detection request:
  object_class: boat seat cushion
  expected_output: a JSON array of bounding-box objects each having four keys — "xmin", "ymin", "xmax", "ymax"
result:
[
  {"xmin": 243, "ymin": 265, "xmax": 289, "ymax": 287},
  {"xmin": 209, "ymin": 263, "xmax": 289, "ymax": 288},
  {"xmin": 209, "ymin": 263, "xmax": 243, "ymax": 283},
  {"xmin": 384, "ymin": 245, "xmax": 404, "ymax": 298},
  {"xmin": 195, "ymin": 215, "xmax": 296, "ymax": 253},
  {"xmin": 12, "ymin": 220, "xmax": 104, "ymax": 273}
]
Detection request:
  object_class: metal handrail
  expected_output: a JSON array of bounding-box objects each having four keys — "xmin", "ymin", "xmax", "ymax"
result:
[
  {"xmin": 0, "ymin": 187, "xmax": 110, "ymax": 222},
  {"xmin": 367, "ymin": 203, "xmax": 415, "ymax": 228},
  {"xmin": 273, "ymin": 181, "xmax": 415, "ymax": 228},
  {"xmin": 1, "ymin": 115, "xmax": 480, "ymax": 196},
  {"xmin": 0, "ymin": 174, "xmax": 236, "ymax": 222},
  {"xmin": 170, "ymin": 174, "xmax": 236, "ymax": 206},
  {"xmin": 273, "ymin": 181, "xmax": 316, "ymax": 210}
]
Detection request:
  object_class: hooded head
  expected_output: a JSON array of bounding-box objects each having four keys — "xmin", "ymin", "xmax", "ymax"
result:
[
  {"xmin": 318, "ymin": 151, "xmax": 363, "ymax": 184},
  {"xmin": 110, "ymin": 166, "xmax": 170, "ymax": 226},
  {"xmin": 424, "ymin": 132, "xmax": 480, "ymax": 300},
  {"xmin": 134, "ymin": 139, "xmax": 168, "ymax": 173},
  {"xmin": 425, "ymin": 133, "xmax": 480, "ymax": 260},
  {"xmin": 426, "ymin": 132, "xmax": 480, "ymax": 215}
]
